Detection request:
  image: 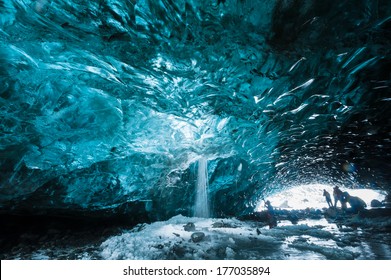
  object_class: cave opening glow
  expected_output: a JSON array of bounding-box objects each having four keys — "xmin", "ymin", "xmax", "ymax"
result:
[{"xmin": 258, "ymin": 183, "xmax": 387, "ymax": 211}]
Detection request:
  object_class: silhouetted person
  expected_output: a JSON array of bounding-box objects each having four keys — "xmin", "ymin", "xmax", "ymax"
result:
[
  {"xmin": 333, "ymin": 186, "xmax": 348, "ymax": 210},
  {"xmin": 346, "ymin": 193, "xmax": 367, "ymax": 213},
  {"xmin": 323, "ymin": 189, "xmax": 333, "ymax": 208},
  {"xmin": 333, "ymin": 186, "xmax": 346, "ymax": 209},
  {"xmin": 333, "ymin": 186, "xmax": 342, "ymax": 207},
  {"xmin": 265, "ymin": 200, "xmax": 277, "ymax": 229}
]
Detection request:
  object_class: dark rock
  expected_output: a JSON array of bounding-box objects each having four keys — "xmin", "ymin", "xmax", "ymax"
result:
[
  {"xmin": 172, "ymin": 244, "xmax": 186, "ymax": 257},
  {"xmin": 238, "ymin": 212, "xmax": 268, "ymax": 222},
  {"xmin": 358, "ymin": 208, "xmax": 391, "ymax": 218},
  {"xmin": 324, "ymin": 207, "xmax": 338, "ymax": 218},
  {"xmin": 212, "ymin": 221, "xmax": 224, "ymax": 228},
  {"xmin": 183, "ymin": 222, "xmax": 195, "ymax": 232},
  {"xmin": 191, "ymin": 232, "xmax": 205, "ymax": 243},
  {"xmin": 370, "ymin": 199, "xmax": 383, "ymax": 208},
  {"xmin": 288, "ymin": 213, "xmax": 299, "ymax": 224},
  {"xmin": 212, "ymin": 221, "xmax": 236, "ymax": 228}
]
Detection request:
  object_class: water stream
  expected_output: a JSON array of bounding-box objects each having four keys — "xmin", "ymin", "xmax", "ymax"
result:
[{"xmin": 194, "ymin": 158, "xmax": 210, "ymax": 218}]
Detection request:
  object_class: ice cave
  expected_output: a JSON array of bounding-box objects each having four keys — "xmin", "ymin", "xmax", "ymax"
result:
[{"xmin": 0, "ymin": 0, "xmax": 390, "ymax": 260}]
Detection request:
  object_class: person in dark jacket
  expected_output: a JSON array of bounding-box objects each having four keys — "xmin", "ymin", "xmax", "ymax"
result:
[
  {"xmin": 323, "ymin": 189, "xmax": 333, "ymax": 208},
  {"xmin": 265, "ymin": 200, "xmax": 277, "ymax": 229},
  {"xmin": 333, "ymin": 186, "xmax": 348, "ymax": 210}
]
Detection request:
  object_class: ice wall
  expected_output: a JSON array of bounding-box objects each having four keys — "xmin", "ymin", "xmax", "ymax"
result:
[{"xmin": 0, "ymin": 0, "xmax": 390, "ymax": 219}]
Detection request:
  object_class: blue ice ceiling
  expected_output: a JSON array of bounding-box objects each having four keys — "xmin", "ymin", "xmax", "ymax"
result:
[{"xmin": 0, "ymin": 0, "xmax": 390, "ymax": 219}]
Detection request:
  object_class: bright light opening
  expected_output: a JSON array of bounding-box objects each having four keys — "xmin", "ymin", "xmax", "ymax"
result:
[{"xmin": 257, "ymin": 184, "xmax": 386, "ymax": 211}]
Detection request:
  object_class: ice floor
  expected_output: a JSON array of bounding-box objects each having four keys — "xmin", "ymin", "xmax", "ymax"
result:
[
  {"xmin": 2, "ymin": 212, "xmax": 391, "ymax": 260},
  {"xmin": 99, "ymin": 215, "xmax": 391, "ymax": 260}
]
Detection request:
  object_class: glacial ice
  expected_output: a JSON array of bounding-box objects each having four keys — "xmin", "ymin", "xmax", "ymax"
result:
[{"xmin": 0, "ymin": 0, "xmax": 390, "ymax": 220}]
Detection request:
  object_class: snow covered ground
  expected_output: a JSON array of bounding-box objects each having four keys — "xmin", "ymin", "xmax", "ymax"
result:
[
  {"xmin": 99, "ymin": 214, "xmax": 391, "ymax": 260},
  {"xmin": 2, "ymin": 211, "xmax": 391, "ymax": 260}
]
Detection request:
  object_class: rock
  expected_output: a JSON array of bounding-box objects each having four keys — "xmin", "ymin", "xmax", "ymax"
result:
[
  {"xmin": 191, "ymin": 232, "xmax": 205, "ymax": 243},
  {"xmin": 370, "ymin": 199, "xmax": 383, "ymax": 208},
  {"xmin": 296, "ymin": 237, "xmax": 308, "ymax": 243},
  {"xmin": 183, "ymin": 222, "xmax": 195, "ymax": 232},
  {"xmin": 212, "ymin": 221, "xmax": 236, "ymax": 228},
  {"xmin": 172, "ymin": 244, "xmax": 186, "ymax": 257},
  {"xmin": 288, "ymin": 213, "xmax": 299, "ymax": 224},
  {"xmin": 212, "ymin": 221, "xmax": 224, "ymax": 228},
  {"xmin": 324, "ymin": 207, "xmax": 338, "ymax": 218}
]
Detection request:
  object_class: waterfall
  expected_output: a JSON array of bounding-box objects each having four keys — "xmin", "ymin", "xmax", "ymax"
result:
[{"xmin": 194, "ymin": 158, "xmax": 210, "ymax": 218}]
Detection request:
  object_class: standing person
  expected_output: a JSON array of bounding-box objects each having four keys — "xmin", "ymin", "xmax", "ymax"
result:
[
  {"xmin": 333, "ymin": 186, "xmax": 344, "ymax": 208},
  {"xmin": 265, "ymin": 200, "xmax": 277, "ymax": 229},
  {"xmin": 323, "ymin": 189, "xmax": 333, "ymax": 208}
]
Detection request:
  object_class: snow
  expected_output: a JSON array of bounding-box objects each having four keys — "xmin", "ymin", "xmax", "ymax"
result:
[
  {"xmin": 99, "ymin": 214, "xmax": 391, "ymax": 260},
  {"xmin": 2, "ymin": 212, "xmax": 390, "ymax": 260},
  {"xmin": 100, "ymin": 215, "xmax": 282, "ymax": 260}
]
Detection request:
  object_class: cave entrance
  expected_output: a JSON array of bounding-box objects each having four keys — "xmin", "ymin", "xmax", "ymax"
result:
[{"xmin": 258, "ymin": 183, "xmax": 386, "ymax": 211}]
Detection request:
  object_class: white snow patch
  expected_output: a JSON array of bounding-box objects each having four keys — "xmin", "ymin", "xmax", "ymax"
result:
[{"xmin": 100, "ymin": 215, "xmax": 281, "ymax": 260}]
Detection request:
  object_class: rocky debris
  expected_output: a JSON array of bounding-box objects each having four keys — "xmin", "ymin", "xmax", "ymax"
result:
[
  {"xmin": 212, "ymin": 221, "xmax": 237, "ymax": 228},
  {"xmin": 238, "ymin": 212, "xmax": 269, "ymax": 222},
  {"xmin": 212, "ymin": 221, "xmax": 225, "ymax": 228},
  {"xmin": 324, "ymin": 207, "xmax": 339, "ymax": 218},
  {"xmin": 191, "ymin": 232, "xmax": 205, "ymax": 243},
  {"xmin": 171, "ymin": 244, "xmax": 187, "ymax": 257},
  {"xmin": 242, "ymin": 208, "xmax": 324, "ymax": 224},
  {"xmin": 358, "ymin": 208, "xmax": 391, "ymax": 218}
]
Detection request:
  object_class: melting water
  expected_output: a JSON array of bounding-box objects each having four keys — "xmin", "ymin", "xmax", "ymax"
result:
[{"xmin": 194, "ymin": 158, "xmax": 210, "ymax": 218}]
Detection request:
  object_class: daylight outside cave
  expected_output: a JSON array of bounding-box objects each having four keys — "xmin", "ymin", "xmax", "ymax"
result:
[{"xmin": 0, "ymin": 0, "xmax": 391, "ymax": 260}]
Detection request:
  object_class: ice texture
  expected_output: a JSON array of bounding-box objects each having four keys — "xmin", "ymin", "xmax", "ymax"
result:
[{"xmin": 0, "ymin": 0, "xmax": 390, "ymax": 217}]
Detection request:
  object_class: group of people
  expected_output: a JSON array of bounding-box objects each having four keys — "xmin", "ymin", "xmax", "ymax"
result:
[
  {"xmin": 263, "ymin": 186, "xmax": 367, "ymax": 229},
  {"xmin": 323, "ymin": 186, "xmax": 367, "ymax": 213}
]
